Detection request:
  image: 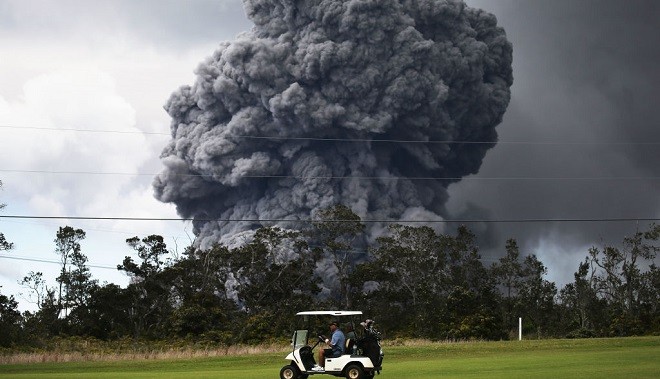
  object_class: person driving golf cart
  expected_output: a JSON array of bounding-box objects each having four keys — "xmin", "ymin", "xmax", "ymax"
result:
[{"xmin": 314, "ymin": 321, "xmax": 346, "ymax": 370}]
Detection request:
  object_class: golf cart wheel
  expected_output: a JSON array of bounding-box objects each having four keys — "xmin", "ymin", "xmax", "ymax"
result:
[
  {"xmin": 344, "ymin": 364, "xmax": 364, "ymax": 379},
  {"xmin": 280, "ymin": 365, "xmax": 299, "ymax": 379}
]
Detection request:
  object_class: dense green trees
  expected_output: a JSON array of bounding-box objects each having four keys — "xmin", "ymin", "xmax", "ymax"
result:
[
  {"xmin": 559, "ymin": 224, "xmax": 660, "ymax": 337},
  {"xmin": 167, "ymin": 244, "xmax": 235, "ymax": 340},
  {"xmin": 352, "ymin": 225, "xmax": 504, "ymax": 340},
  {"xmin": 1, "ymin": 205, "xmax": 659, "ymax": 347},
  {"xmin": 0, "ymin": 181, "xmax": 20, "ymax": 346},
  {"xmin": 0, "ymin": 287, "xmax": 22, "ymax": 347},
  {"xmin": 351, "ymin": 225, "xmax": 448, "ymax": 336},
  {"xmin": 229, "ymin": 227, "xmax": 320, "ymax": 342}
]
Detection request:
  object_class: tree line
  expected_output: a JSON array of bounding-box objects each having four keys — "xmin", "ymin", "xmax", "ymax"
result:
[{"xmin": 0, "ymin": 204, "xmax": 658, "ymax": 348}]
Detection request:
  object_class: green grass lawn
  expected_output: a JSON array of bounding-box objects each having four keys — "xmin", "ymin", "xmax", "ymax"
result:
[
  {"xmin": 385, "ymin": 337, "xmax": 659, "ymax": 378},
  {"xmin": 1, "ymin": 337, "xmax": 658, "ymax": 378}
]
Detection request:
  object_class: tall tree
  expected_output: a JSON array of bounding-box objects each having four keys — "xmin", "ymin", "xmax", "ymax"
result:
[
  {"xmin": 491, "ymin": 239, "xmax": 524, "ymax": 331},
  {"xmin": 118, "ymin": 235, "xmax": 172, "ymax": 339},
  {"xmin": 558, "ymin": 257, "xmax": 607, "ymax": 336},
  {"xmin": 311, "ymin": 204, "xmax": 365, "ymax": 308},
  {"xmin": 517, "ymin": 255, "xmax": 557, "ymax": 338},
  {"xmin": 19, "ymin": 272, "xmax": 61, "ymax": 338},
  {"xmin": 54, "ymin": 226, "xmax": 86, "ymax": 317},
  {"xmin": 20, "ymin": 271, "xmax": 51, "ymax": 310},
  {"xmin": 65, "ymin": 245, "xmax": 97, "ymax": 309}
]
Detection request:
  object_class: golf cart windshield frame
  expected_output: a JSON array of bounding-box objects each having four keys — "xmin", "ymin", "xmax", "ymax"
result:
[{"xmin": 291, "ymin": 311, "xmax": 363, "ymax": 351}]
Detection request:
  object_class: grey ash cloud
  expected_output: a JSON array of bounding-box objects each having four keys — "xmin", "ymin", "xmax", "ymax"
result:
[
  {"xmin": 449, "ymin": 0, "xmax": 660, "ymax": 283},
  {"xmin": 154, "ymin": 0, "xmax": 513, "ymax": 248}
]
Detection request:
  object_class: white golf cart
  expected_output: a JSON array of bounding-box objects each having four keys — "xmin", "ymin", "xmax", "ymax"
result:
[{"xmin": 280, "ymin": 311, "xmax": 383, "ymax": 379}]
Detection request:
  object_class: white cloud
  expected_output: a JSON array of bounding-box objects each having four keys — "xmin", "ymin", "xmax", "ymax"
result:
[
  {"xmin": 0, "ymin": 67, "xmax": 151, "ymax": 215},
  {"xmin": 0, "ymin": 0, "xmax": 254, "ymax": 310}
]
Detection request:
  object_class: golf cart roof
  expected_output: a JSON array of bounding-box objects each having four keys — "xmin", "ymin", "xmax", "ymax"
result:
[{"xmin": 296, "ymin": 311, "xmax": 363, "ymax": 317}]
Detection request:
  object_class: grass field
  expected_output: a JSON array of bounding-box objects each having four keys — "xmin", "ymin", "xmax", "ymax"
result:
[{"xmin": 1, "ymin": 337, "xmax": 658, "ymax": 378}]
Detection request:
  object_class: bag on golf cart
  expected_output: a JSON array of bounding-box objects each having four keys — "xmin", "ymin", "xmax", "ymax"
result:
[{"xmin": 357, "ymin": 320, "xmax": 382, "ymax": 368}]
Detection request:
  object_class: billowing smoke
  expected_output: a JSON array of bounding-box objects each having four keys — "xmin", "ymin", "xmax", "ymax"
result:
[{"xmin": 154, "ymin": 0, "xmax": 513, "ymax": 249}]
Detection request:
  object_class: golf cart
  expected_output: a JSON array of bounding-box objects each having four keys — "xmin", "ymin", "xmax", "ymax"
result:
[{"xmin": 280, "ymin": 311, "xmax": 383, "ymax": 379}]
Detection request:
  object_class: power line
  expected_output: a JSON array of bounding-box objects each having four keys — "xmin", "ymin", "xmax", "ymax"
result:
[
  {"xmin": 0, "ymin": 249, "xmax": 500, "ymax": 269},
  {"xmin": 0, "ymin": 217, "xmax": 193, "ymax": 240},
  {"xmin": 0, "ymin": 125, "xmax": 169, "ymax": 136},
  {"xmin": 1, "ymin": 215, "xmax": 658, "ymax": 223},
  {"xmin": 0, "ymin": 254, "xmax": 117, "ymax": 270},
  {"xmin": 1, "ymin": 169, "xmax": 657, "ymax": 181},
  {"xmin": 0, "ymin": 169, "xmax": 159, "ymax": 177},
  {"xmin": 2, "ymin": 124, "xmax": 659, "ymax": 146},
  {"xmin": 233, "ymin": 134, "xmax": 660, "ymax": 146}
]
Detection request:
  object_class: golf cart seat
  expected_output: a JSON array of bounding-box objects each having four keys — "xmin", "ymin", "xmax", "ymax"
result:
[{"xmin": 345, "ymin": 338, "xmax": 355, "ymax": 355}]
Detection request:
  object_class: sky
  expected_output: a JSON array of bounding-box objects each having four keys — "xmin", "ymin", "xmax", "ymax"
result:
[{"xmin": 1, "ymin": 0, "xmax": 658, "ymax": 311}]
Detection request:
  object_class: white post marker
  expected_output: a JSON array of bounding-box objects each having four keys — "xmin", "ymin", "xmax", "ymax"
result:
[{"xmin": 518, "ymin": 317, "xmax": 522, "ymax": 341}]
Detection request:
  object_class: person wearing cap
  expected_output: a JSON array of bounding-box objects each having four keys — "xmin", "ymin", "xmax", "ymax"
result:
[{"xmin": 313, "ymin": 321, "xmax": 346, "ymax": 371}]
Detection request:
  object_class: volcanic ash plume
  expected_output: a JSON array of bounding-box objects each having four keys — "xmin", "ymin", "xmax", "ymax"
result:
[{"xmin": 154, "ymin": 0, "xmax": 513, "ymax": 248}]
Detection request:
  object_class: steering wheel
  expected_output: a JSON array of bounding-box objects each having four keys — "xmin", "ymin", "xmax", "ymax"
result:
[{"xmin": 311, "ymin": 335, "xmax": 325, "ymax": 350}]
